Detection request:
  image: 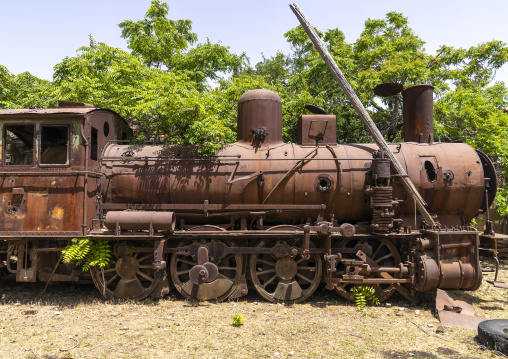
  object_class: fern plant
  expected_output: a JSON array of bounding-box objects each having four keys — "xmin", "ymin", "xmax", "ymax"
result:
[
  {"xmin": 350, "ymin": 286, "xmax": 380, "ymax": 310},
  {"xmin": 62, "ymin": 238, "xmax": 111, "ymax": 271}
]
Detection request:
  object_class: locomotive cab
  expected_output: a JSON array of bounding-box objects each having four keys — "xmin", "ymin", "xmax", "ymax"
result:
[{"xmin": 0, "ymin": 102, "xmax": 131, "ymax": 237}]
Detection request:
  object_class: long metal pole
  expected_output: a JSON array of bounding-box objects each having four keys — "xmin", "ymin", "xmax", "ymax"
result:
[{"xmin": 289, "ymin": 3, "xmax": 436, "ymax": 227}]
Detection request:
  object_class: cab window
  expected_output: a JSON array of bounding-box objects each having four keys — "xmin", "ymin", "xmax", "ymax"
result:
[
  {"xmin": 40, "ymin": 125, "xmax": 70, "ymax": 165},
  {"xmin": 4, "ymin": 124, "xmax": 34, "ymax": 166}
]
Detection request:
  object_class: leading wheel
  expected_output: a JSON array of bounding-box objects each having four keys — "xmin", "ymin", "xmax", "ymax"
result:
[
  {"xmin": 90, "ymin": 245, "xmax": 161, "ymax": 300},
  {"xmin": 170, "ymin": 238, "xmax": 243, "ymax": 301},
  {"xmin": 249, "ymin": 238, "xmax": 322, "ymax": 304},
  {"xmin": 334, "ymin": 237, "xmax": 401, "ymax": 302}
]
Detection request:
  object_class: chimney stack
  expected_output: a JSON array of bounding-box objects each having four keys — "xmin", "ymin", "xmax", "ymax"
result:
[{"xmin": 402, "ymin": 84, "xmax": 434, "ymax": 144}]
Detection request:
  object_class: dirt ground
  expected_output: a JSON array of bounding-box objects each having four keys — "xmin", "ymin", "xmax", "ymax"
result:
[{"xmin": 0, "ymin": 256, "xmax": 507, "ymax": 359}]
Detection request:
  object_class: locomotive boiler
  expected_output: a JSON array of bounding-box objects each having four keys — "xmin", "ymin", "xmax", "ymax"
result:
[{"xmin": 0, "ymin": 85, "xmax": 501, "ymax": 304}]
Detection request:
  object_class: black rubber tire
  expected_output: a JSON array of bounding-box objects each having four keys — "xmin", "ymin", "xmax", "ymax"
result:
[{"xmin": 478, "ymin": 319, "xmax": 508, "ymax": 355}]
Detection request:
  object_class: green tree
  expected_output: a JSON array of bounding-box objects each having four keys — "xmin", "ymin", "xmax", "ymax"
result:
[
  {"xmin": 119, "ymin": 0, "xmax": 247, "ymax": 90},
  {"xmin": 119, "ymin": 0, "xmax": 196, "ymax": 70},
  {"xmin": 0, "ymin": 65, "xmax": 54, "ymax": 109},
  {"xmin": 253, "ymin": 12, "xmax": 508, "ymax": 214}
]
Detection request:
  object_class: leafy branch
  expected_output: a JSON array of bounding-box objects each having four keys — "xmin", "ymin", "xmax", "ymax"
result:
[{"xmin": 62, "ymin": 238, "xmax": 111, "ymax": 272}]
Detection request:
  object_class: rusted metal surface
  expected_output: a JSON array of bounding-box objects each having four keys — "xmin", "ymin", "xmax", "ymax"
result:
[
  {"xmin": 373, "ymin": 82, "xmax": 404, "ymax": 97},
  {"xmin": 249, "ymin": 237, "xmax": 322, "ymax": 303},
  {"xmin": 189, "ymin": 246, "xmax": 219, "ymax": 285},
  {"xmin": 436, "ymin": 289, "xmax": 485, "ymax": 329},
  {"xmin": 297, "ymin": 114, "xmax": 337, "ymax": 145},
  {"xmin": 480, "ymin": 233, "xmax": 508, "ymax": 287},
  {"xmin": 331, "ymin": 237, "xmax": 406, "ymax": 302},
  {"xmin": 170, "ymin": 238, "xmax": 243, "ymax": 301},
  {"xmin": 104, "ymin": 211, "xmax": 175, "ymax": 231},
  {"xmin": 237, "ymin": 89, "xmax": 283, "ymax": 147},
  {"xmin": 90, "ymin": 249, "xmax": 162, "ymax": 300},
  {"xmin": 0, "ymin": 107, "xmax": 131, "ymax": 235},
  {"xmin": 403, "ymin": 85, "xmax": 435, "ymax": 144},
  {"xmin": 0, "ymin": 83, "xmax": 502, "ymax": 303},
  {"xmin": 394, "ymin": 142, "xmax": 484, "ymax": 227},
  {"xmin": 101, "ymin": 140, "xmax": 484, "ymax": 228},
  {"xmin": 415, "ymin": 228, "xmax": 482, "ymax": 291}
]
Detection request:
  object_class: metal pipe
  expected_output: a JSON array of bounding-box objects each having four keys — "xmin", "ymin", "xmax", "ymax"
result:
[{"xmin": 80, "ymin": 122, "xmax": 89, "ymax": 236}]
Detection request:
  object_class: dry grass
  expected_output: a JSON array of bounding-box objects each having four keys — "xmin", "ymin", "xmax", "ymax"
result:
[{"xmin": 0, "ymin": 256, "xmax": 507, "ymax": 359}]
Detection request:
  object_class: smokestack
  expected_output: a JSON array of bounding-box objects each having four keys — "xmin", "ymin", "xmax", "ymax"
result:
[{"xmin": 402, "ymin": 84, "xmax": 434, "ymax": 144}]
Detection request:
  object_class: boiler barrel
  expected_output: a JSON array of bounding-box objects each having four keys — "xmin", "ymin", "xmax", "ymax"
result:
[{"xmin": 101, "ymin": 141, "xmax": 485, "ymax": 226}]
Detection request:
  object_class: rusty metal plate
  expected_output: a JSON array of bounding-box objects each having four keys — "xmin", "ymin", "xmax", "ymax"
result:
[{"xmin": 436, "ymin": 289, "xmax": 485, "ymax": 329}]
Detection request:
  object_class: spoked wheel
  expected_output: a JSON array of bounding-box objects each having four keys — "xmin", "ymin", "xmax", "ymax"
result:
[
  {"xmin": 249, "ymin": 238, "xmax": 322, "ymax": 304},
  {"xmin": 170, "ymin": 238, "xmax": 243, "ymax": 301},
  {"xmin": 334, "ymin": 237, "xmax": 401, "ymax": 302},
  {"xmin": 90, "ymin": 244, "xmax": 161, "ymax": 300}
]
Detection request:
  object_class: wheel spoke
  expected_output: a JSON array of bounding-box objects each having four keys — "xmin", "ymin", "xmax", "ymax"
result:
[
  {"xmin": 375, "ymin": 253, "xmax": 393, "ymax": 264},
  {"xmin": 102, "ymin": 268, "xmax": 117, "ymax": 274},
  {"xmin": 262, "ymin": 274, "xmax": 278, "ymax": 288},
  {"xmin": 297, "ymin": 266, "xmax": 316, "ymax": 271},
  {"xmin": 257, "ymin": 268, "xmax": 276, "ymax": 276},
  {"xmin": 295, "ymin": 257, "xmax": 306, "ymax": 264},
  {"xmin": 176, "ymin": 269, "xmax": 190, "ymax": 276},
  {"xmin": 136, "ymin": 270, "xmax": 154, "ymax": 282},
  {"xmin": 178, "ymin": 259, "xmax": 196, "ymax": 266},
  {"xmin": 105, "ymin": 274, "xmax": 119, "ymax": 286},
  {"xmin": 371, "ymin": 243, "xmax": 385, "ymax": 259},
  {"xmin": 296, "ymin": 272, "xmax": 314, "ymax": 284},
  {"xmin": 138, "ymin": 265, "xmax": 153, "ymax": 269},
  {"xmin": 256, "ymin": 258, "xmax": 276, "ymax": 266},
  {"xmin": 137, "ymin": 254, "xmax": 152, "ymax": 263},
  {"xmin": 217, "ymin": 266, "xmax": 238, "ymax": 271}
]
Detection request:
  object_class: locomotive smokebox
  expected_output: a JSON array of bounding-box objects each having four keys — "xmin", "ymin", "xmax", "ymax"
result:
[
  {"xmin": 237, "ymin": 89, "xmax": 283, "ymax": 147},
  {"xmin": 403, "ymin": 84, "xmax": 434, "ymax": 144}
]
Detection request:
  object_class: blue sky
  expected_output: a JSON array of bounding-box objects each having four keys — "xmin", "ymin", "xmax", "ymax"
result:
[{"xmin": 1, "ymin": 0, "xmax": 507, "ymax": 84}]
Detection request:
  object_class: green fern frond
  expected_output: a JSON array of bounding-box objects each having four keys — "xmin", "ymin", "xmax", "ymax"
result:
[
  {"xmin": 350, "ymin": 285, "xmax": 380, "ymax": 310},
  {"xmin": 62, "ymin": 238, "xmax": 111, "ymax": 272}
]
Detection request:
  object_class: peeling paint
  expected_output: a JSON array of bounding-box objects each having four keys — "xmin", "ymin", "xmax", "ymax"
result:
[
  {"xmin": 73, "ymin": 123, "xmax": 81, "ymax": 150},
  {"xmin": 28, "ymin": 191, "xmax": 49, "ymax": 197},
  {"xmin": 50, "ymin": 206, "xmax": 64, "ymax": 220}
]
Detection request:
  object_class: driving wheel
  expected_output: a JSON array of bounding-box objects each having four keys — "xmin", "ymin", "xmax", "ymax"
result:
[
  {"xmin": 90, "ymin": 244, "xmax": 161, "ymax": 300},
  {"xmin": 249, "ymin": 238, "xmax": 322, "ymax": 304},
  {"xmin": 170, "ymin": 238, "xmax": 243, "ymax": 301},
  {"xmin": 334, "ymin": 237, "xmax": 401, "ymax": 302}
]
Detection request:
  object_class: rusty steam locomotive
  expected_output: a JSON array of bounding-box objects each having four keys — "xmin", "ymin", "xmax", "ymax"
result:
[{"xmin": 0, "ymin": 84, "xmax": 502, "ymax": 303}]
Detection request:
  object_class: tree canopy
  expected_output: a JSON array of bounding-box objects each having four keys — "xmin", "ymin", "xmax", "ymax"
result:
[{"xmin": 0, "ymin": 2, "xmax": 507, "ymax": 215}]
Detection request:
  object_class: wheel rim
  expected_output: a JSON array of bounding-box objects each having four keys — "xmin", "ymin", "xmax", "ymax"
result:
[
  {"xmin": 90, "ymin": 248, "xmax": 160, "ymax": 300},
  {"xmin": 334, "ymin": 237, "xmax": 401, "ymax": 302},
  {"xmin": 170, "ymin": 239, "xmax": 243, "ymax": 301},
  {"xmin": 249, "ymin": 238, "xmax": 322, "ymax": 304}
]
